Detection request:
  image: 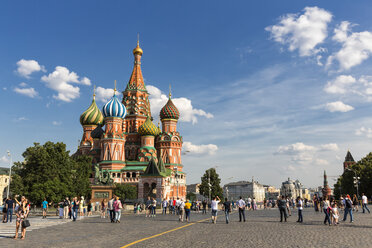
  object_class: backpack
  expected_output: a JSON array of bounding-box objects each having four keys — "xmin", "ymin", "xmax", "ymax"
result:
[{"xmin": 345, "ymin": 199, "xmax": 352, "ymax": 208}]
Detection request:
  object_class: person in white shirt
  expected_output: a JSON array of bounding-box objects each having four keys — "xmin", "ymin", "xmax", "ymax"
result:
[
  {"xmin": 162, "ymin": 199, "xmax": 168, "ymax": 215},
  {"xmin": 247, "ymin": 197, "xmax": 252, "ymax": 210},
  {"xmin": 361, "ymin": 193, "xmax": 370, "ymax": 214},
  {"xmin": 237, "ymin": 196, "xmax": 246, "ymax": 222},
  {"xmin": 178, "ymin": 199, "xmax": 185, "ymax": 222},
  {"xmin": 211, "ymin": 196, "xmax": 221, "ymax": 224},
  {"xmin": 296, "ymin": 196, "xmax": 303, "ymax": 223}
]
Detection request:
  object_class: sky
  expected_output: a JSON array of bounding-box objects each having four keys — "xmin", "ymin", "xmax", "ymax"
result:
[{"xmin": 2, "ymin": 1, "xmax": 372, "ymax": 188}]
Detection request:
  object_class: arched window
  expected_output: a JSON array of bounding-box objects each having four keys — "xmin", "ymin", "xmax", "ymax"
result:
[
  {"xmin": 117, "ymin": 173, "xmax": 121, "ymax": 178},
  {"xmin": 127, "ymin": 172, "xmax": 131, "ymax": 178},
  {"xmin": 112, "ymin": 173, "xmax": 116, "ymax": 178},
  {"xmin": 132, "ymin": 172, "xmax": 136, "ymax": 178}
]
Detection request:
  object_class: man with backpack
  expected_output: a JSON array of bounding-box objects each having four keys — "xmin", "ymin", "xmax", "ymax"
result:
[{"xmin": 343, "ymin": 194, "xmax": 354, "ymax": 223}]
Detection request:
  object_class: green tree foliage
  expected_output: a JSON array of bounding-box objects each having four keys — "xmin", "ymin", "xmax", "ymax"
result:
[
  {"xmin": 10, "ymin": 142, "xmax": 92, "ymax": 205},
  {"xmin": 186, "ymin": 192, "xmax": 196, "ymax": 201},
  {"xmin": 113, "ymin": 183, "xmax": 137, "ymax": 202},
  {"xmin": 334, "ymin": 152, "xmax": 372, "ymax": 198},
  {"xmin": 199, "ymin": 168, "xmax": 223, "ymax": 200}
]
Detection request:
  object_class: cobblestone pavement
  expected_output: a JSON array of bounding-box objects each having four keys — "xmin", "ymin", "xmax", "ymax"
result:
[{"xmin": 1, "ymin": 208, "xmax": 371, "ymax": 248}]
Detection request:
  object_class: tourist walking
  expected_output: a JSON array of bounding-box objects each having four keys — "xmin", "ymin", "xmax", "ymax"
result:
[
  {"xmin": 178, "ymin": 199, "xmax": 185, "ymax": 222},
  {"xmin": 223, "ymin": 198, "xmax": 231, "ymax": 224},
  {"xmin": 5, "ymin": 196, "xmax": 15, "ymax": 223},
  {"xmin": 211, "ymin": 196, "xmax": 221, "ymax": 224},
  {"xmin": 343, "ymin": 195, "xmax": 354, "ymax": 223},
  {"xmin": 58, "ymin": 200, "xmax": 64, "ymax": 219},
  {"xmin": 202, "ymin": 200, "xmax": 207, "ymax": 214},
  {"xmin": 185, "ymin": 200, "xmax": 191, "ymax": 222},
  {"xmin": 237, "ymin": 196, "xmax": 246, "ymax": 222},
  {"xmin": 352, "ymin": 194, "xmax": 359, "ymax": 212},
  {"xmin": 322, "ymin": 196, "xmax": 331, "ymax": 226},
  {"xmin": 79, "ymin": 196, "xmax": 85, "ymax": 217},
  {"xmin": 41, "ymin": 198, "xmax": 48, "ymax": 219},
  {"xmin": 145, "ymin": 196, "xmax": 152, "ymax": 217},
  {"xmin": 2, "ymin": 198, "xmax": 7, "ymax": 223},
  {"xmin": 247, "ymin": 197, "xmax": 252, "ymax": 210},
  {"xmin": 277, "ymin": 195, "xmax": 287, "ymax": 222},
  {"xmin": 72, "ymin": 197, "xmax": 79, "ymax": 221},
  {"xmin": 162, "ymin": 199, "xmax": 168, "ymax": 215},
  {"xmin": 331, "ymin": 202, "xmax": 339, "ymax": 225},
  {"xmin": 361, "ymin": 193, "xmax": 370, "ymax": 213},
  {"xmin": 108, "ymin": 196, "xmax": 115, "ymax": 222},
  {"xmin": 13, "ymin": 196, "xmax": 30, "ymax": 240},
  {"xmin": 63, "ymin": 197, "xmax": 70, "ymax": 219},
  {"xmin": 87, "ymin": 201, "xmax": 92, "ymax": 216},
  {"xmin": 113, "ymin": 196, "xmax": 122, "ymax": 223},
  {"xmin": 101, "ymin": 199, "xmax": 107, "ymax": 218},
  {"xmin": 151, "ymin": 197, "xmax": 157, "ymax": 217},
  {"xmin": 296, "ymin": 196, "xmax": 303, "ymax": 223}
]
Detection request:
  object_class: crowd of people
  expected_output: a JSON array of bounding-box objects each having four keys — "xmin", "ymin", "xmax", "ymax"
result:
[{"xmin": 2, "ymin": 192, "xmax": 371, "ymax": 241}]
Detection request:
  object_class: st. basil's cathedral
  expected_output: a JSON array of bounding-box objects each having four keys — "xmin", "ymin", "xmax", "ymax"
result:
[{"xmin": 75, "ymin": 41, "xmax": 186, "ymax": 202}]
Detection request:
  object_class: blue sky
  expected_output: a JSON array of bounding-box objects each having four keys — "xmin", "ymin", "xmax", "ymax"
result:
[{"xmin": 2, "ymin": 1, "xmax": 372, "ymax": 188}]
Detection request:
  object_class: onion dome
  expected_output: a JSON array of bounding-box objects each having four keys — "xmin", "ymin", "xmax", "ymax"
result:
[
  {"xmin": 102, "ymin": 94, "xmax": 127, "ymax": 119},
  {"xmin": 160, "ymin": 97, "xmax": 180, "ymax": 120},
  {"xmin": 133, "ymin": 40, "xmax": 143, "ymax": 56},
  {"xmin": 80, "ymin": 95, "xmax": 104, "ymax": 126},
  {"xmin": 138, "ymin": 116, "xmax": 159, "ymax": 136},
  {"xmin": 91, "ymin": 125, "xmax": 104, "ymax": 139}
]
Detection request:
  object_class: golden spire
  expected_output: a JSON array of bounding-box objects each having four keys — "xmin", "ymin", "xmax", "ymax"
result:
[
  {"xmin": 169, "ymin": 84, "xmax": 172, "ymax": 99},
  {"xmin": 114, "ymin": 80, "xmax": 117, "ymax": 95},
  {"xmin": 133, "ymin": 34, "xmax": 143, "ymax": 55},
  {"xmin": 93, "ymin": 85, "xmax": 96, "ymax": 99}
]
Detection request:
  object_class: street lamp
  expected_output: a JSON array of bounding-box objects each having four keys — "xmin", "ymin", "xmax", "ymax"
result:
[
  {"xmin": 6, "ymin": 151, "xmax": 12, "ymax": 199},
  {"xmin": 346, "ymin": 168, "xmax": 360, "ymax": 198},
  {"xmin": 175, "ymin": 167, "xmax": 179, "ymax": 198}
]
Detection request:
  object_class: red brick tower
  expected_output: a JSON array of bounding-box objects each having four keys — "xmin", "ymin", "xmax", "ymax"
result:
[
  {"xmin": 343, "ymin": 150, "xmax": 356, "ymax": 172},
  {"xmin": 322, "ymin": 170, "xmax": 332, "ymax": 198},
  {"xmin": 122, "ymin": 40, "xmax": 151, "ymax": 161}
]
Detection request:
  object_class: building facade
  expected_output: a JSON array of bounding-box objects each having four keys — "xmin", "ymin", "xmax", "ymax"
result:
[
  {"xmin": 0, "ymin": 173, "xmax": 9, "ymax": 205},
  {"xmin": 281, "ymin": 178, "xmax": 303, "ymax": 199},
  {"xmin": 224, "ymin": 181, "xmax": 265, "ymax": 202},
  {"xmin": 76, "ymin": 42, "xmax": 186, "ymax": 202}
]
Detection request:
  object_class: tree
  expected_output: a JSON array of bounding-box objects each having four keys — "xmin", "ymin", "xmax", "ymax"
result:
[
  {"xmin": 10, "ymin": 142, "xmax": 92, "ymax": 205},
  {"xmin": 186, "ymin": 192, "xmax": 196, "ymax": 201},
  {"xmin": 334, "ymin": 152, "xmax": 372, "ymax": 198},
  {"xmin": 113, "ymin": 183, "xmax": 137, "ymax": 202},
  {"xmin": 199, "ymin": 168, "xmax": 223, "ymax": 200}
]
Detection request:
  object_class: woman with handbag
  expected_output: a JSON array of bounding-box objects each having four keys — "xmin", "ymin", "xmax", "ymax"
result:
[
  {"xmin": 113, "ymin": 196, "xmax": 122, "ymax": 223},
  {"xmin": 14, "ymin": 196, "xmax": 30, "ymax": 240}
]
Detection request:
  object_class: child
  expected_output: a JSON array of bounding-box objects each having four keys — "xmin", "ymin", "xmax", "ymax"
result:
[{"xmin": 331, "ymin": 203, "xmax": 339, "ymax": 225}]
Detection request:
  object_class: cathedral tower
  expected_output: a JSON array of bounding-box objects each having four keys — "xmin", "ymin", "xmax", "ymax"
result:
[{"xmin": 344, "ymin": 150, "xmax": 356, "ymax": 172}]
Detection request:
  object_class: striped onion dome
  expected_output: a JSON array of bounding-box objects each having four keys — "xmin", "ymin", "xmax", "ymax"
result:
[
  {"xmin": 102, "ymin": 94, "xmax": 127, "ymax": 119},
  {"xmin": 80, "ymin": 97, "xmax": 104, "ymax": 126},
  {"xmin": 160, "ymin": 98, "xmax": 180, "ymax": 120},
  {"xmin": 138, "ymin": 116, "xmax": 159, "ymax": 136}
]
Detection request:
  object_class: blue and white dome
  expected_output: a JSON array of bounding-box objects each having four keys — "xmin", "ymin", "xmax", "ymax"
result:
[{"xmin": 102, "ymin": 94, "xmax": 127, "ymax": 119}]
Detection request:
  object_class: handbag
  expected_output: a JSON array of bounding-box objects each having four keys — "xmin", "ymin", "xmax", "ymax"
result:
[{"xmin": 22, "ymin": 219, "xmax": 30, "ymax": 228}]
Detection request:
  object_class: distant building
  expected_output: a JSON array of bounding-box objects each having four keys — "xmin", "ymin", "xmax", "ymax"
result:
[
  {"xmin": 264, "ymin": 185, "xmax": 280, "ymax": 200},
  {"xmin": 343, "ymin": 150, "xmax": 356, "ymax": 172},
  {"xmin": 322, "ymin": 170, "xmax": 332, "ymax": 198},
  {"xmin": 224, "ymin": 180, "xmax": 265, "ymax": 202},
  {"xmin": 186, "ymin": 183, "xmax": 200, "ymax": 194},
  {"xmin": 281, "ymin": 178, "xmax": 302, "ymax": 199},
  {"xmin": 301, "ymin": 188, "xmax": 311, "ymax": 200},
  {"xmin": 0, "ymin": 168, "xmax": 10, "ymax": 205}
]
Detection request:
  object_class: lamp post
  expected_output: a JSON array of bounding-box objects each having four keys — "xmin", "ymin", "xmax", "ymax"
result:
[
  {"xmin": 347, "ymin": 168, "xmax": 360, "ymax": 198},
  {"xmin": 6, "ymin": 151, "xmax": 12, "ymax": 199},
  {"xmin": 175, "ymin": 167, "xmax": 179, "ymax": 198}
]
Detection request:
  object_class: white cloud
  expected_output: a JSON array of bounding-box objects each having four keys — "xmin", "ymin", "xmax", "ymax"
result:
[
  {"xmin": 95, "ymin": 86, "xmax": 120, "ymax": 103},
  {"xmin": 324, "ymin": 75, "xmax": 356, "ymax": 94},
  {"xmin": 41, "ymin": 66, "xmax": 91, "ymax": 102},
  {"xmin": 183, "ymin": 141, "xmax": 218, "ymax": 155},
  {"xmin": 16, "ymin": 59, "xmax": 46, "ymax": 78},
  {"xmin": 355, "ymin": 126, "xmax": 372, "ymax": 138},
  {"xmin": 2, "ymin": 87, "xmax": 7, "ymax": 91},
  {"xmin": 319, "ymin": 143, "xmax": 339, "ymax": 151},
  {"xmin": 13, "ymin": 117, "xmax": 28, "ymax": 122},
  {"xmin": 14, "ymin": 87, "xmax": 38, "ymax": 98},
  {"xmin": 0, "ymin": 156, "xmax": 9, "ymax": 163},
  {"xmin": 324, "ymin": 101, "xmax": 354, "ymax": 112},
  {"xmin": 265, "ymin": 6, "xmax": 332, "ymax": 56},
  {"xmin": 327, "ymin": 21, "xmax": 372, "ymax": 70},
  {"xmin": 52, "ymin": 121, "xmax": 62, "ymax": 126},
  {"xmin": 19, "ymin": 82, "xmax": 28, "ymax": 87},
  {"xmin": 275, "ymin": 142, "xmax": 337, "ymax": 165},
  {"xmin": 147, "ymin": 85, "xmax": 213, "ymax": 124}
]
